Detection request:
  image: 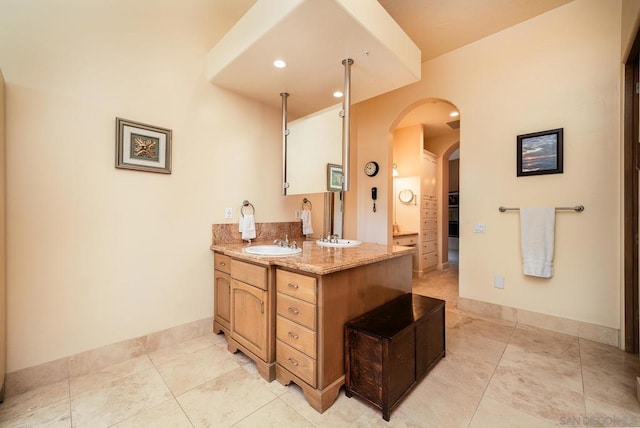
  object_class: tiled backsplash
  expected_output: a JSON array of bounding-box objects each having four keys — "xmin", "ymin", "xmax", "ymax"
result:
[{"xmin": 212, "ymin": 221, "xmax": 306, "ymax": 245}]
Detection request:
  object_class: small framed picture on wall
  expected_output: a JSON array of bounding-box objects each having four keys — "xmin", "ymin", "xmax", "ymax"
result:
[{"xmin": 516, "ymin": 128, "xmax": 563, "ymax": 177}]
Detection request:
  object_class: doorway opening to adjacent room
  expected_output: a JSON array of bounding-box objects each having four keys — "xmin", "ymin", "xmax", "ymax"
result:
[{"xmin": 390, "ymin": 98, "xmax": 460, "ymax": 289}]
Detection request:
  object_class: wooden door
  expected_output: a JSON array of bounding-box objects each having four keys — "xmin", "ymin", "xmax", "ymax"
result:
[
  {"xmin": 624, "ymin": 32, "xmax": 640, "ymax": 353},
  {"xmin": 231, "ymin": 279, "xmax": 268, "ymax": 360}
]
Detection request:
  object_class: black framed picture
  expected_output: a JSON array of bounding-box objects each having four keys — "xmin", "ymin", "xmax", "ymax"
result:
[{"xmin": 516, "ymin": 128, "xmax": 563, "ymax": 177}]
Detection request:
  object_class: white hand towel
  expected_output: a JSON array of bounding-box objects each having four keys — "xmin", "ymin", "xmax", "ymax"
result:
[
  {"xmin": 301, "ymin": 209, "xmax": 313, "ymax": 236},
  {"xmin": 520, "ymin": 207, "xmax": 555, "ymax": 278},
  {"xmin": 240, "ymin": 214, "xmax": 256, "ymax": 241}
]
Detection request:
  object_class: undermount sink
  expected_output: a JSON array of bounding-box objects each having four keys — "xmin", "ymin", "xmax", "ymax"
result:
[
  {"xmin": 243, "ymin": 245, "xmax": 302, "ymax": 257},
  {"xmin": 316, "ymin": 239, "xmax": 362, "ymax": 248}
]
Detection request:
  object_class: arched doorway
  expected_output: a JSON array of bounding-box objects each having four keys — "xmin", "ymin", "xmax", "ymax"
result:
[{"xmin": 389, "ymin": 98, "xmax": 461, "ymax": 284}]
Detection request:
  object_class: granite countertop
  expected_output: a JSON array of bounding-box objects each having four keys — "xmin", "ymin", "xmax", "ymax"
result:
[{"xmin": 210, "ymin": 240, "xmax": 416, "ymax": 275}]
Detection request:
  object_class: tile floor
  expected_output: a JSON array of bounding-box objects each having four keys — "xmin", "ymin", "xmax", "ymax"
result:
[{"xmin": 1, "ymin": 265, "xmax": 640, "ymax": 427}]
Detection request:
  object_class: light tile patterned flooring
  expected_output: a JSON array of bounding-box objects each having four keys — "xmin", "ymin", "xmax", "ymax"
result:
[{"xmin": 2, "ymin": 264, "xmax": 640, "ymax": 427}]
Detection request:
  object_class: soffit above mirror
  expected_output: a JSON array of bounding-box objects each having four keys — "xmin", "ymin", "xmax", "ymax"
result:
[{"xmin": 206, "ymin": 0, "xmax": 421, "ymax": 120}]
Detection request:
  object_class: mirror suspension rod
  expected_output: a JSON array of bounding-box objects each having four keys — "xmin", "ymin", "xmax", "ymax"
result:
[
  {"xmin": 342, "ymin": 58, "xmax": 353, "ymax": 192},
  {"xmin": 281, "ymin": 92, "xmax": 289, "ymax": 195}
]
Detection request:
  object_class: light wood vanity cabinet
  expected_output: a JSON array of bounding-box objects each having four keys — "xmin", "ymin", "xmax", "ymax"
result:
[
  {"xmin": 213, "ymin": 253, "xmax": 276, "ymax": 381},
  {"xmin": 228, "ymin": 259, "xmax": 276, "ymax": 381},
  {"xmin": 231, "ymin": 278, "xmax": 269, "ymax": 360},
  {"xmin": 213, "ymin": 252, "xmax": 231, "ymax": 335},
  {"xmin": 275, "ymin": 270, "xmax": 318, "ymax": 387},
  {"xmin": 275, "ymin": 254, "xmax": 413, "ymax": 414},
  {"xmin": 211, "ymin": 242, "xmax": 413, "ymax": 413}
]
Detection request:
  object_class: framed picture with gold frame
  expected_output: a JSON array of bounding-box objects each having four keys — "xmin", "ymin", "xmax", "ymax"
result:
[{"xmin": 115, "ymin": 117, "xmax": 172, "ymax": 174}]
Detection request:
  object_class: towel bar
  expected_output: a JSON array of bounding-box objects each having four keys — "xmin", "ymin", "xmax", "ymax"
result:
[
  {"xmin": 498, "ymin": 205, "xmax": 584, "ymax": 213},
  {"xmin": 241, "ymin": 200, "xmax": 255, "ymax": 217}
]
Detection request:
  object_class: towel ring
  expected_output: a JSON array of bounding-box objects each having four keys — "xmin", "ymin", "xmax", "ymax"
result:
[
  {"xmin": 302, "ymin": 198, "xmax": 312, "ymax": 210},
  {"xmin": 241, "ymin": 200, "xmax": 255, "ymax": 217}
]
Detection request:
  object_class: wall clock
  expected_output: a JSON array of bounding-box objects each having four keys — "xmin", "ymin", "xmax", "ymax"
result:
[
  {"xmin": 364, "ymin": 161, "xmax": 379, "ymax": 177},
  {"xmin": 398, "ymin": 189, "xmax": 415, "ymax": 204}
]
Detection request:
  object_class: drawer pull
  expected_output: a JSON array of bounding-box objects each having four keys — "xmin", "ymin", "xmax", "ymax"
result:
[
  {"xmin": 287, "ymin": 283, "xmax": 299, "ymax": 289},
  {"xmin": 288, "ymin": 331, "xmax": 299, "ymax": 340},
  {"xmin": 287, "ymin": 307, "xmax": 299, "ymax": 315},
  {"xmin": 287, "ymin": 358, "xmax": 299, "ymax": 366},
  {"xmin": 219, "ymin": 262, "xmax": 226, "ymax": 266}
]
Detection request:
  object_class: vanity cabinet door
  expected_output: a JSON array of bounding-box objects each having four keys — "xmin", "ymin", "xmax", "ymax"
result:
[
  {"xmin": 214, "ymin": 270, "xmax": 231, "ymax": 331},
  {"xmin": 231, "ymin": 279, "xmax": 268, "ymax": 361}
]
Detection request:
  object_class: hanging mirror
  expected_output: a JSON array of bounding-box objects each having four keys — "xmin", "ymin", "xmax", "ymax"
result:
[{"xmin": 398, "ymin": 189, "xmax": 415, "ymax": 204}]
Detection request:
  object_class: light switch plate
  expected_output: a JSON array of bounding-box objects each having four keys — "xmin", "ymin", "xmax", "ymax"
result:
[
  {"xmin": 494, "ymin": 275, "xmax": 505, "ymax": 289},
  {"xmin": 473, "ymin": 223, "xmax": 486, "ymax": 233}
]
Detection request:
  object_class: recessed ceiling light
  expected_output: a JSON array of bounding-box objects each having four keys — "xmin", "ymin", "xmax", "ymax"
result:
[
  {"xmin": 450, "ymin": 111, "xmax": 459, "ymax": 117},
  {"xmin": 273, "ymin": 59, "xmax": 286, "ymax": 68},
  {"xmin": 333, "ymin": 91, "xmax": 343, "ymax": 98}
]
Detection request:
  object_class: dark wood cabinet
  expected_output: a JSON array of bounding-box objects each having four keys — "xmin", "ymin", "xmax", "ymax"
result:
[{"xmin": 345, "ymin": 293, "xmax": 445, "ymax": 421}]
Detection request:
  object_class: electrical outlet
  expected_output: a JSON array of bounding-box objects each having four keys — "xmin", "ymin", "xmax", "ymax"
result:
[
  {"xmin": 295, "ymin": 210, "xmax": 301, "ymax": 219},
  {"xmin": 494, "ymin": 275, "xmax": 505, "ymax": 289},
  {"xmin": 473, "ymin": 223, "xmax": 486, "ymax": 234},
  {"xmin": 224, "ymin": 207, "xmax": 233, "ymax": 219}
]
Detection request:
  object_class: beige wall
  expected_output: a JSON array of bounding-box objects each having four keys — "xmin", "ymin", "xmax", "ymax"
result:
[
  {"xmin": 0, "ymin": 69, "xmax": 6, "ymax": 389},
  {"xmin": 1, "ymin": 0, "xmax": 637, "ymax": 373},
  {"xmin": 622, "ymin": 0, "xmax": 640, "ymax": 58},
  {"xmin": 355, "ymin": 0, "xmax": 624, "ymax": 328},
  {"xmin": 0, "ymin": 0, "xmax": 314, "ymax": 371}
]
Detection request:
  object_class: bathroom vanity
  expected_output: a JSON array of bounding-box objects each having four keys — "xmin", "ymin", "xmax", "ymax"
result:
[{"xmin": 211, "ymin": 239, "xmax": 414, "ymax": 413}]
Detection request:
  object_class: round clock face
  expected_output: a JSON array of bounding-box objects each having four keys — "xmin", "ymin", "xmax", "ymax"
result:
[
  {"xmin": 399, "ymin": 189, "xmax": 415, "ymax": 204},
  {"xmin": 364, "ymin": 161, "xmax": 379, "ymax": 177}
]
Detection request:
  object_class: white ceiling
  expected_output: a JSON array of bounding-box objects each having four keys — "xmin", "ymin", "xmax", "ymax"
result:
[
  {"xmin": 207, "ymin": 0, "xmax": 422, "ymax": 120},
  {"xmin": 211, "ymin": 0, "xmax": 573, "ymax": 132}
]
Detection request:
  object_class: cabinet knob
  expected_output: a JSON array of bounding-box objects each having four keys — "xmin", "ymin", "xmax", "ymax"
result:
[
  {"xmin": 220, "ymin": 262, "xmax": 226, "ymax": 266},
  {"xmin": 287, "ymin": 358, "xmax": 299, "ymax": 366},
  {"xmin": 288, "ymin": 283, "xmax": 299, "ymax": 289},
  {"xmin": 287, "ymin": 307, "xmax": 299, "ymax": 315},
  {"xmin": 288, "ymin": 332, "xmax": 299, "ymax": 340}
]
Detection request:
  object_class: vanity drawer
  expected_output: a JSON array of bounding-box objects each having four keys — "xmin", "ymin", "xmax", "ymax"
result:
[
  {"xmin": 277, "ymin": 315, "xmax": 316, "ymax": 358},
  {"xmin": 422, "ymin": 252, "xmax": 439, "ymax": 267},
  {"xmin": 277, "ymin": 293, "xmax": 316, "ymax": 330},
  {"xmin": 423, "ymin": 230, "xmax": 437, "ymax": 241},
  {"xmin": 393, "ymin": 235, "xmax": 417, "ymax": 246},
  {"xmin": 423, "ymin": 240, "xmax": 437, "ymax": 253},
  {"xmin": 214, "ymin": 253, "xmax": 231, "ymax": 274},
  {"xmin": 231, "ymin": 259, "xmax": 267, "ymax": 290},
  {"xmin": 276, "ymin": 270, "xmax": 317, "ymax": 304},
  {"xmin": 425, "ymin": 200, "xmax": 438, "ymax": 211},
  {"xmin": 277, "ymin": 340, "xmax": 317, "ymax": 387},
  {"xmin": 422, "ymin": 218, "xmax": 437, "ymax": 231}
]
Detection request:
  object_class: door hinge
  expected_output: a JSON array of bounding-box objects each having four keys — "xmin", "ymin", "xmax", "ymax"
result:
[{"xmin": 636, "ymin": 82, "xmax": 639, "ymax": 94}]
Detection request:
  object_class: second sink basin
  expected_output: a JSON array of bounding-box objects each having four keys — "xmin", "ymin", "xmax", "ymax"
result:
[
  {"xmin": 316, "ymin": 239, "xmax": 362, "ymax": 248},
  {"xmin": 243, "ymin": 245, "xmax": 302, "ymax": 256}
]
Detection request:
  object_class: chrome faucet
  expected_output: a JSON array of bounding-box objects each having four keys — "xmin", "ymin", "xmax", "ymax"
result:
[{"xmin": 274, "ymin": 234, "xmax": 292, "ymax": 247}]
